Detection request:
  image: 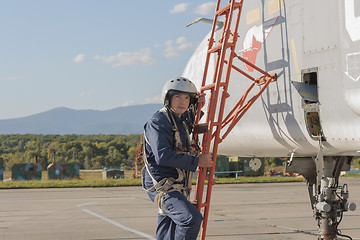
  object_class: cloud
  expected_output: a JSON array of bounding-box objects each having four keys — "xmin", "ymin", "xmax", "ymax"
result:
[
  {"xmin": 80, "ymin": 91, "xmax": 91, "ymax": 97},
  {"xmin": 154, "ymin": 43, "xmax": 162, "ymax": 48},
  {"xmin": 93, "ymin": 48, "xmax": 157, "ymax": 67},
  {"xmin": 73, "ymin": 54, "xmax": 86, "ymax": 63},
  {"xmin": 170, "ymin": 3, "xmax": 189, "ymax": 13},
  {"xmin": 146, "ymin": 95, "xmax": 162, "ymax": 104},
  {"xmin": 164, "ymin": 37, "xmax": 195, "ymax": 58},
  {"xmin": 122, "ymin": 96, "xmax": 162, "ymax": 106},
  {"xmin": 0, "ymin": 76, "xmax": 18, "ymax": 81},
  {"xmin": 194, "ymin": 2, "xmax": 216, "ymax": 15},
  {"xmin": 122, "ymin": 100, "xmax": 136, "ymax": 106}
]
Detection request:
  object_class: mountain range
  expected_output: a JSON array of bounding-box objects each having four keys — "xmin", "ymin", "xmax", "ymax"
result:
[{"xmin": 0, "ymin": 104, "xmax": 163, "ymax": 135}]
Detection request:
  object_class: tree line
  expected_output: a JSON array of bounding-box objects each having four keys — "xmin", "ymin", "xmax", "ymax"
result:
[
  {"xmin": 0, "ymin": 134, "xmax": 141, "ymax": 171},
  {"xmin": 2, "ymin": 134, "xmax": 358, "ymax": 173}
]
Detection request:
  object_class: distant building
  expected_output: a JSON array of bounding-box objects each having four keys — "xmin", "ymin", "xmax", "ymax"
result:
[{"xmin": 215, "ymin": 156, "xmax": 264, "ymax": 177}]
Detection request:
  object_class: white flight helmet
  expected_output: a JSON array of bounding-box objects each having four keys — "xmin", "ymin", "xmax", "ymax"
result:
[{"xmin": 162, "ymin": 77, "xmax": 198, "ymax": 107}]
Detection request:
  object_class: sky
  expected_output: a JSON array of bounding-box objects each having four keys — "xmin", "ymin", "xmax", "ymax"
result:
[{"xmin": 0, "ymin": 1, "xmax": 216, "ymax": 120}]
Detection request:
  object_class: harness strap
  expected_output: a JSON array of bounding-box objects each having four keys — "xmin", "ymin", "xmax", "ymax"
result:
[
  {"xmin": 142, "ymin": 107, "xmax": 198, "ymax": 214},
  {"xmin": 154, "ymin": 184, "xmax": 184, "ymax": 214},
  {"xmin": 161, "ymin": 107, "xmax": 193, "ymax": 154},
  {"xmin": 142, "ymin": 132, "xmax": 186, "ymax": 215}
]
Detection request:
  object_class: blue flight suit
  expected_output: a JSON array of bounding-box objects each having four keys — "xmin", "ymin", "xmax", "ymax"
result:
[{"xmin": 143, "ymin": 108, "xmax": 202, "ymax": 240}]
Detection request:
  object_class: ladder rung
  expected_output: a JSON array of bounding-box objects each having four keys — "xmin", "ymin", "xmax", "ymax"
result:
[
  {"xmin": 215, "ymin": 3, "xmax": 231, "ymax": 16},
  {"xmin": 208, "ymin": 40, "xmax": 235, "ymax": 54},
  {"xmin": 208, "ymin": 43, "xmax": 223, "ymax": 54},
  {"xmin": 212, "ymin": 121, "xmax": 222, "ymax": 127},
  {"xmin": 199, "ymin": 202, "xmax": 210, "ymax": 209},
  {"xmin": 201, "ymin": 82, "xmax": 226, "ymax": 91},
  {"xmin": 215, "ymin": 2, "xmax": 243, "ymax": 16},
  {"xmin": 201, "ymin": 83, "xmax": 215, "ymax": 91}
]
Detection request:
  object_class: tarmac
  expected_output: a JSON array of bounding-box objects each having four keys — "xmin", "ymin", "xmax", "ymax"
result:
[{"xmin": 1, "ymin": 178, "xmax": 359, "ymax": 240}]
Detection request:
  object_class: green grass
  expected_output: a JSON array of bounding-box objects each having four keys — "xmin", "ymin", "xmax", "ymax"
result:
[
  {"xmin": 0, "ymin": 170, "xmax": 141, "ymax": 189},
  {"xmin": 0, "ymin": 175, "xmax": 305, "ymax": 189},
  {"xmin": 0, "ymin": 178, "xmax": 142, "ymax": 189},
  {"xmin": 214, "ymin": 176, "xmax": 305, "ymax": 184},
  {"xmin": 342, "ymin": 173, "xmax": 360, "ymax": 178},
  {"xmin": 1, "ymin": 170, "xmax": 358, "ymax": 189}
]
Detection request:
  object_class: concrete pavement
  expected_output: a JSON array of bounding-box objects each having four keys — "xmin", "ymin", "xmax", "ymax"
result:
[{"xmin": 1, "ymin": 178, "xmax": 359, "ymax": 240}]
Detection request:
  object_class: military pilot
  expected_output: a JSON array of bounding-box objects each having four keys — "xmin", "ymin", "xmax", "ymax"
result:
[{"xmin": 142, "ymin": 77, "xmax": 213, "ymax": 239}]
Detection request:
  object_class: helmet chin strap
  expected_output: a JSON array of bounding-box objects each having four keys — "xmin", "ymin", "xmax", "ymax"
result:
[
  {"xmin": 169, "ymin": 106, "xmax": 188, "ymax": 117},
  {"xmin": 169, "ymin": 108, "xmax": 181, "ymax": 117}
]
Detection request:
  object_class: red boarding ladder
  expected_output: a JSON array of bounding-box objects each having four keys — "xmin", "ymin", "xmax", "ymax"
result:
[
  {"xmin": 192, "ymin": 0, "xmax": 277, "ymax": 239},
  {"xmin": 133, "ymin": 134, "xmax": 144, "ymax": 178}
]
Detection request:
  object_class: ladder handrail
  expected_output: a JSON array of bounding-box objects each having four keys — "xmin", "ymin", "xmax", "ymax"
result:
[{"xmin": 134, "ymin": 134, "xmax": 143, "ymax": 178}]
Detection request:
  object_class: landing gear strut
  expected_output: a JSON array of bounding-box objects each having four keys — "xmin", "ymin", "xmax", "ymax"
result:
[{"xmin": 287, "ymin": 153, "xmax": 356, "ymax": 239}]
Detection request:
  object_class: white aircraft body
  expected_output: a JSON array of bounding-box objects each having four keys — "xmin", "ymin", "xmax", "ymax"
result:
[{"xmin": 183, "ymin": 0, "xmax": 359, "ymax": 239}]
